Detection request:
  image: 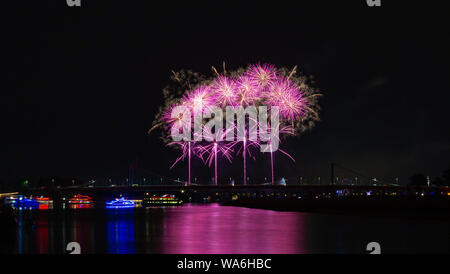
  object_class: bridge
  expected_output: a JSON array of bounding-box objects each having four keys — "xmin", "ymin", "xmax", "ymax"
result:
[
  {"xmin": 21, "ymin": 184, "xmax": 448, "ymax": 203},
  {"xmin": 13, "ymin": 163, "xmax": 448, "ymax": 202}
]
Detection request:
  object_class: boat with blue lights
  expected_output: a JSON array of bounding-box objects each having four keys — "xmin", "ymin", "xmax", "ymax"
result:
[
  {"xmin": 4, "ymin": 195, "xmax": 22, "ymax": 206},
  {"xmin": 7, "ymin": 196, "xmax": 40, "ymax": 209},
  {"xmin": 4, "ymin": 195, "xmax": 54, "ymax": 210},
  {"xmin": 105, "ymin": 197, "xmax": 135, "ymax": 208},
  {"xmin": 19, "ymin": 198, "xmax": 40, "ymax": 207}
]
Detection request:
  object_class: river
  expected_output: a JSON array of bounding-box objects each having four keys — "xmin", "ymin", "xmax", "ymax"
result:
[{"xmin": 12, "ymin": 203, "xmax": 450, "ymax": 254}]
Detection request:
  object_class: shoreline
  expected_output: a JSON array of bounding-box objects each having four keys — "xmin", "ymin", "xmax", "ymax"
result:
[{"xmin": 221, "ymin": 197, "xmax": 450, "ymax": 221}]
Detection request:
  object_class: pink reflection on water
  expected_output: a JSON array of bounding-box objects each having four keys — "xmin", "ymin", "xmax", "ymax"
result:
[{"xmin": 162, "ymin": 204, "xmax": 306, "ymax": 254}]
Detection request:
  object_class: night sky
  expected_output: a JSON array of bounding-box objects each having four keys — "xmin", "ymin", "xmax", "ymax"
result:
[{"xmin": 3, "ymin": 1, "xmax": 449, "ymax": 185}]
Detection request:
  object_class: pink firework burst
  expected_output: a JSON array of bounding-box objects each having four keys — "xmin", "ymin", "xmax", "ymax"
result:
[
  {"xmin": 211, "ymin": 76, "xmax": 238, "ymax": 106},
  {"xmin": 182, "ymin": 85, "xmax": 216, "ymax": 112},
  {"xmin": 161, "ymin": 104, "xmax": 186, "ymax": 134},
  {"xmin": 265, "ymin": 78, "xmax": 309, "ymax": 120},
  {"xmin": 246, "ymin": 63, "xmax": 278, "ymax": 88},
  {"xmin": 235, "ymin": 75, "xmax": 261, "ymax": 106}
]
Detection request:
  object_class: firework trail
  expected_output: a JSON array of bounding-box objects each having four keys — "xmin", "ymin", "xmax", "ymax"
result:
[
  {"xmin": 233, "ymin": 116, "xmax": 260, "ymax": 185},
  {"xmin": 259, "ymin": 120, "xmax": 296, "ymax": 184},
  {"xmin": 194, "ymin": 128, "xmax": 238, "ymax": 185}
]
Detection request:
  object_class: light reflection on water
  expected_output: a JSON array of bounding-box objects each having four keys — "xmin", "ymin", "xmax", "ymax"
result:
[
  {"xmin": 106, "ymin": 208, "xmax": 135, "ymax": 254},
  {"xmin": 12, "ymin": 204, "xmax": 450, "ymax": 254},
  {"xmin": 161, "ymin": 204, "xmax": 304, "ymax": 254},
  {"xmin": 68, "ymin": 204, "xmax": 93, "ymax": 209}
]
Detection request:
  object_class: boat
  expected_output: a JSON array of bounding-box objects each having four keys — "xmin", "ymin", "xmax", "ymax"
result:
[
  {"xmin": 19, "ymin": 198, "xmax": 40, "ymax": 207},
  {"xmin": 142, "ymin": 194, "xmax": 183, "ymax": 207},
  {"xmin": 105, "ymin": 197, "xmax": 135, "ymax": 208},
  {"xmin": 35, "ymin": 196, "xmax": 53, "ymax": 204},
  {"xmin": 4, "ymin": 195, "xmax": 49, "ymax": 210},
  {"xmin": 14, "ymin": 196, "xmax": 40, "ymax": 209},
  {"xmin": 68, "ymin": 194, "xmax": 93, "ymax": 204},
  {"xmin": 35, "ymin": 196, "xmax": 54, "ymax": 210},
  {"xmin": 129, "ymin": 199, "xmax": 142, "ymax": 207},
  {"xmin": 4, "ymin": 195, "xmax": 22, "ymax": 206}
]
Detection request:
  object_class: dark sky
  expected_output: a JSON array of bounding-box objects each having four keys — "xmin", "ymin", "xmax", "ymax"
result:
[{"xmin": 2, "ymin": 0, "xmax": 449, "ymax": 185}]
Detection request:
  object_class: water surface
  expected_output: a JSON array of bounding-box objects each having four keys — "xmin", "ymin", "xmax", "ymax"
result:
[{"xmin": 13, "ymin": 204, "xmax": 450, "ymax": 254}]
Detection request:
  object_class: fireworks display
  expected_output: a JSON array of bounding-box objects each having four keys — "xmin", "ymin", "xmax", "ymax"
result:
[{"xmin": 151, "ymin": 63, "xmax": 321, "ymax": 185}]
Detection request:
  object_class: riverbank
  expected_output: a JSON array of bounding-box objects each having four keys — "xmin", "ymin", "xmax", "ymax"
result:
[{"xmin": 221, "ymin": 197, "xmax": 450, "ymax": 220}]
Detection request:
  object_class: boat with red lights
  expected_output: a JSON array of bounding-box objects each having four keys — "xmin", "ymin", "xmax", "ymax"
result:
[
  {"xmin": 35, "ymin": 196, "xmax": 53, "ymax": 203},
  {"xmin": 34, "ymin": 196, "xmax": 54, "ymax": 209}
]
